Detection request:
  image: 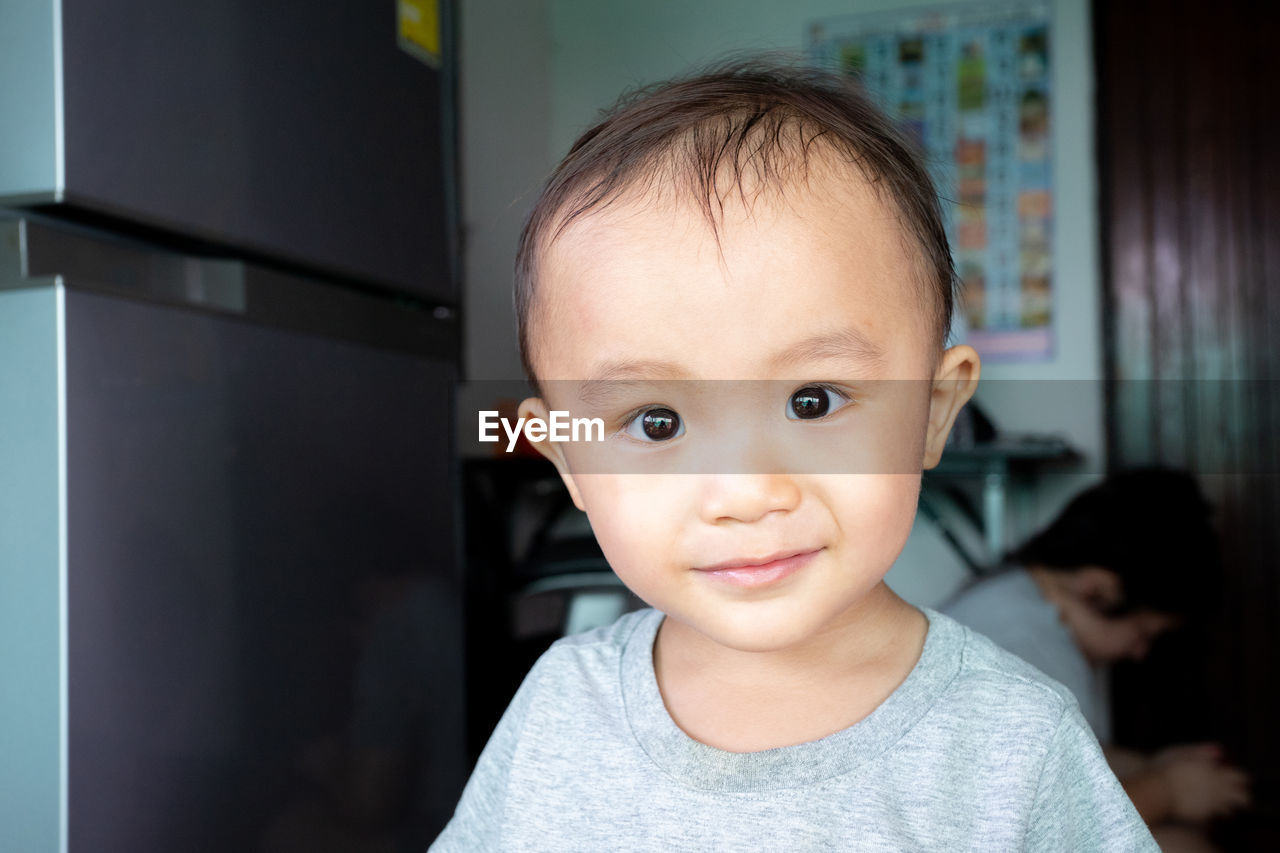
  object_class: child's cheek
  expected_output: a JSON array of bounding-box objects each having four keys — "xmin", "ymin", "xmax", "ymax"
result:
[
  {"xmin": 810, "ymin": 473, "xmax": 921, "ymax": 567},
  {"xmin": 576, "ymin": 473, "xmax": 687, "ymax": 587}
]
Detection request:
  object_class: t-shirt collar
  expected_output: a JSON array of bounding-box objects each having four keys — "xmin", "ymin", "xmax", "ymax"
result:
[{"xmin": 618, "ymin": 606, "xmax": 964, "ymax": 792}]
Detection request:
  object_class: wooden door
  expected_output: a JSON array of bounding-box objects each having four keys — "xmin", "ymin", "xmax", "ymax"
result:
[{"xmin": 1096, "ymin": 0, "xmax": 1279, "ymax": 845}]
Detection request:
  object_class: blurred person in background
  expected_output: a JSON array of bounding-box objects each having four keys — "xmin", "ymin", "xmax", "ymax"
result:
[{"xmin": 944, "ymin": 468, "xmax": 1251, "ymax": 851}]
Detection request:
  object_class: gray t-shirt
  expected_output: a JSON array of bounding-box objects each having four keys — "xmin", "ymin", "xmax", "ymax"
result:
[
  {"xmin": 943, "ymin": 568, "xmax": 1112, "ymax": 743},
  {"xmin": 432, "ymin": 607, "xmax": 1154, "ymax": 851}
]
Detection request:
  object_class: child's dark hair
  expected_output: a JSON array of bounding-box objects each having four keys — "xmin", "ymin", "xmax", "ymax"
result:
[
  {"xmin": 1008, "ymin": 468, "xmax": 1221, "ymax": 617},
  {"xmin": 514, "ymin": 57, "xmax": 956, "ymax": 391}
]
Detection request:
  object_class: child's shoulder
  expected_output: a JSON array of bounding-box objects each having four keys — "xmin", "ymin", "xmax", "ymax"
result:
[
  {"xmin": 516, "ymin": 607, "xmax": 659, "ymax": 692},
  {"xmin": 924, "ymin": 608, "xmax": 1079, "ymax": 726}
]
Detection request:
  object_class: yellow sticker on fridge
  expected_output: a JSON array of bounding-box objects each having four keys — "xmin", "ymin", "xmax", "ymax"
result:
[{"xmin": 398, "ymin": 0, "xmax": 440, "ymax": 67}]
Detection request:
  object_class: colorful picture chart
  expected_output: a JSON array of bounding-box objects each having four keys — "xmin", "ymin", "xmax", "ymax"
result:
[{"xmin": 809, "ymin": 1, "xmax": 1053, "ymax": 361}]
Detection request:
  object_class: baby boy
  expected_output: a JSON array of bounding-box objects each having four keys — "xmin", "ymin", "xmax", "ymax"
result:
[{"xmin": 433, "ymin": 60, "xmax": 1155, "ymax": 850}]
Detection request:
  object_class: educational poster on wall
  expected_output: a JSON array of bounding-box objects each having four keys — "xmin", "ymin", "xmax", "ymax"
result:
[{"xmin": 809, "ymin": 1, "xmax": 1053, "ymax": 361}]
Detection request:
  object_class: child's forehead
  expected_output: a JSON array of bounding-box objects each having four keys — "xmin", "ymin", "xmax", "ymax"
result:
[
  {"xmin": 533, "ymin": 176, "xmax": 936, "ymax": 381},
  {"xmin": 544, "ymin": 174, "xmax": 924, "ymax": 311},
  {"xmin": 547, "ymin": 161, "xmax": 906, "ymax": 270}
]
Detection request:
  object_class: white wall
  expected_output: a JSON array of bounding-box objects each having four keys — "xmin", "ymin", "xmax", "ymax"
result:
[
  {"xmin": 457, "ymin": 0, "xmax": 557, "ymax": 456},
  {"xmin": 459, "ymin": 0, "xmax": 554, "ymax": 381}
]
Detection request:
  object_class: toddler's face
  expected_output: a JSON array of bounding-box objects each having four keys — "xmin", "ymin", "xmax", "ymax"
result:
[{"xmin": 522, "ymin": 175, "xmax": 978, "ymax": 653}]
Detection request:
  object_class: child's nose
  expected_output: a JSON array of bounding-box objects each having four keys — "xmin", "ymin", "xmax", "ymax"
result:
[{"xmin": 697, "ymin": 474, "xmax": 801, "ymax": 525}]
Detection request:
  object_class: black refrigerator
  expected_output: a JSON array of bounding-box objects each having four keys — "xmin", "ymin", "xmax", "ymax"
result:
[{"xmin": 0, "ymin": 2, "xmax": 465, "ymax": 851}]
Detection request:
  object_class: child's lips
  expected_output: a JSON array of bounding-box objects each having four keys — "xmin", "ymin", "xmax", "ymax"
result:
[{"xmin": 693, "ymin": 548, "xmax": 822, "ymax": 587}]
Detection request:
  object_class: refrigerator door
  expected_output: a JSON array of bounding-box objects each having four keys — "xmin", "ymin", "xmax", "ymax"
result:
[
  {"xmin": 0, "ymin": 214, "xmax": 466, "ymax": 852},
  {"xmin": 64, "ymin": 289, "xmax": 465, "ymax": 852},
  {"xmin": 0, "ymin": 0, "xmax": 457, "ymax": 301}
]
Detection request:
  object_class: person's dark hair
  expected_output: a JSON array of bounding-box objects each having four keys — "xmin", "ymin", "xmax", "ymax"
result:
[
  {"xmin": 1009, "ymin": 468, "xmax": 1221, "ymax": 617},
  {"xmin": 514, "ymin": 57, "xmax": 956, "ymax": 391}
]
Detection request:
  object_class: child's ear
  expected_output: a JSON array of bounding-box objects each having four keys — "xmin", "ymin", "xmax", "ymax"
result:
[
  {"xmin": 517, "ymin": 396, "xmax": 588, "ymax": 512},
  {"xmin": 922, "ymin": 344, "xmax": 981, "ymax": 469}
]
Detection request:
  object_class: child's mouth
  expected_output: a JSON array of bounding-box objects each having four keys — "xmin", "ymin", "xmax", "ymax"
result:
[{"xmin": 693, "ymin": 548, "xmax": 822, "ymax": 588}]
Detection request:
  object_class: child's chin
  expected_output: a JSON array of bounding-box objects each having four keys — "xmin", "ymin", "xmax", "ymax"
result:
[{"xmin": 693, "ymin": 611, "xmax": 827, "ymax": 654}]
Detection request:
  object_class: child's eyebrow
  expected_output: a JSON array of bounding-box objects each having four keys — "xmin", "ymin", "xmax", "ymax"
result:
[
  {"xmin": 574, "ymin": 328, "xmax": 885, "ymax": 407},
  {"xmin": 768, "ymin": 327, "xmax": 888, "ymax": 371},
  {"xmin": 577, "ymin": 361, "xmax": 692, "ymax": 408}
]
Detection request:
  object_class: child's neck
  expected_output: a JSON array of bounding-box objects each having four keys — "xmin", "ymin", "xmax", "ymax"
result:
[{"xmin": 652, "ymin": 583, "xmax": 928, "ymax": 753}]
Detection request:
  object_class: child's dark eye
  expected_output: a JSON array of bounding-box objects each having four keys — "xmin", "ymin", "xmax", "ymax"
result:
[
  {"xmin": 786, "ymin": 385, "xmax": 851, "ymax": 420},
  {"xmin": 623, "ymin": 407, "xmax": 683, "ymax": 442}
]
